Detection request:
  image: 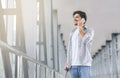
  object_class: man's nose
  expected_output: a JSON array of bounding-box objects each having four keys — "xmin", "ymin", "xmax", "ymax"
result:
[{"xmin": 74, "ymin": 19, "xmax": 77, "ymax": 21}]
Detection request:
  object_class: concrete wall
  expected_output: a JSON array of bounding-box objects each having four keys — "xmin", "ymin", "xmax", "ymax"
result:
[{"xmin": 92, "ymin": 33, "xmax": 120, "ymax": 78}]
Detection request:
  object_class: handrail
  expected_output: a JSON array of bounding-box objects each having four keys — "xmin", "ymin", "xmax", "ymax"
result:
[{"xmin": 0, "ymin": 40, "xmax": 64, "ymax": 77}]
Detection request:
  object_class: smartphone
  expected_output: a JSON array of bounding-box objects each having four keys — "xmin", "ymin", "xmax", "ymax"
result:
[{"xmin": 81, "ymin": 18, "xmax": 85, "ymax": 24}]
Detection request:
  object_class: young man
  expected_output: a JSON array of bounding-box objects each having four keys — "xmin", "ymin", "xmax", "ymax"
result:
[{"xmin": 64, "ymin": 10, "xmax": 94, "ymax": 78}]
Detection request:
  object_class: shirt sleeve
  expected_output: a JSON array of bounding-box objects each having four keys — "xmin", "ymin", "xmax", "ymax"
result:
[
  {"xmin": 89, "ymin": 28, "xmax": 94, "ymax": 42},
  {"xmin": 66, "ymin": 33, "xmax": 71, "ymax": 68},
  {"xmin": 86, "ymin": 28, "xmax": 94, "ymax": 54}
]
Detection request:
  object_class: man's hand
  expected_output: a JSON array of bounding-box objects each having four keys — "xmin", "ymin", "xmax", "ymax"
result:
[
  {"xmin": 77, "ymin": 19, "xmax": 85, "ymax": 30},
  {"xmin": 77, "ymin": 20, "xmax": 85, "ymax": 38},
  {"xmin": 64, "ymin": 65, "xmax": 69, "ymax": 72}
]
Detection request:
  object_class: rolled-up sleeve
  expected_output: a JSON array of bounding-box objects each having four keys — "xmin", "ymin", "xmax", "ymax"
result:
[{"xmin": 89, "ymin": 28, "xmax": 94, "ymax": 42}]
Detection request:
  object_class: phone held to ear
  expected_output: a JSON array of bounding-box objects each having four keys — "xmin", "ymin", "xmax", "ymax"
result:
[
  {"xmin": 81, "ymin": 18, "xmax": 85, "ymax": 24},
  {"xmin": 77, "ymin": 18, "xmax": 85, "ymax": 28}
]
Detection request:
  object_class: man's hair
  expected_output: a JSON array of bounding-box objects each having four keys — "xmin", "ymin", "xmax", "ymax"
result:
[{"xmin": 73, "ymin": 10, "xmax": 87, "ymax": 22}]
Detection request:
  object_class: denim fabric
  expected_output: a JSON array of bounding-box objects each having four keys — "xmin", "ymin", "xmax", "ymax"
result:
[{"xmin": 69, "ymin": 66, "xmax": 91, "ymax": 78}]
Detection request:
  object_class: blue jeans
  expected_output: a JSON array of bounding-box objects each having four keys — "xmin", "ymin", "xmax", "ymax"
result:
[{"xmin": 69, "ymin": 66, "xmax": 91, "ymax": 78}]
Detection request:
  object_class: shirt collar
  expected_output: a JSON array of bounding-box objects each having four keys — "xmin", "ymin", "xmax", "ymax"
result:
[{"xmin": 71, "ymin": 25, "xmax": 88, "ymax": 34}]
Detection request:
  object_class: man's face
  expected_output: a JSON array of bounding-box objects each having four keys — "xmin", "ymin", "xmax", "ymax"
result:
[{"xmin": 73, "ymin": 13, "xmax": 82, "ymax": 26}]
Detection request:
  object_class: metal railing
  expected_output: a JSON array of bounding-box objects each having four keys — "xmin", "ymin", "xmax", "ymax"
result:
[{"xmin": 0, "ymin": 40, "xmax": 65, "ymax": 78}]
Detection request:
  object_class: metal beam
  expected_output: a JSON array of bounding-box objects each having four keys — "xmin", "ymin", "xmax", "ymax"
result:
[
  {"xmin": 0, "ymin": 40, "xmax": 64, "ymax": 75},
  {"xmin": 0, "ymin": 9, "xmax": 16, "ymax": 15},
  {"xmin": 39, "ymin": 0, "xmax": 47, "ymax": 64}
]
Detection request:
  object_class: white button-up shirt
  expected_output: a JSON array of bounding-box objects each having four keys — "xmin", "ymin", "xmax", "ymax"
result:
[
  {"xmin": 71, "ymin": 28, "xmax": 83, "ymax": 65},
  {"xmin": 66, "ymin": 26, "xmax": 94, "ymax": 68}
]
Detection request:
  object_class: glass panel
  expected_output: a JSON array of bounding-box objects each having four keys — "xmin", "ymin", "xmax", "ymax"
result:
[
  {"xmin": 9, "ymin": 52, "xmax": 16, "ymax": 78},
  {"xmin": 28, "ymin": 61, "xmax": 37, "ymax": 78},
  {"xmin": 41, "ymin": 45, "xmax": 45, "ymax": 61},
  {"xmin": 1, "ymin": 0, "xmax": 16, "ymax": 9},
  {"xmin": 40, "ymin": 25, "xmax": 45, "ymax": 62},
  {"xmin": 36, "ymin": 45, "xmax": 40, "ymax": 61},
  {"xmin": 55, "ymin": 72, "xmax": 59, "ymax": 78},
  {"xmin": 36, "ymin": 25, "xmax": 39, "ymax": 42},
  {"xmin": 0, "ymin": 49, "xmax": 5, "ymax": 78},
  {"xmin": 3, "ymin": 15, "xmax": 16, "ymax": 46},
  {"xmin": 40, "ymin": 66, "xmax": 46, "ymax": 78},
  {"xmin": 46, "ymin": 68, "xmax": 53, "ymax": 78},
  {"xmin": 37, "ymin": 2, "xmax": 39, "ymax": 21}
]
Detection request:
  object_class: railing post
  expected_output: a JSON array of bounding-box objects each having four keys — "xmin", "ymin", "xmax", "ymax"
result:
[
  {"xmin": 51, "ymin": 70, "xmax": 54, "ymax": 78},
  {"xmin": 37, "ymin": 64, "xmax": 40, "ymax": 78},
  {"xmin": 52, "ymin": 70, "xmax": 55, "ymax": 78},
  {"xmin": 17, "ymin": 56, "xmax": 23, "ymax": 78}
]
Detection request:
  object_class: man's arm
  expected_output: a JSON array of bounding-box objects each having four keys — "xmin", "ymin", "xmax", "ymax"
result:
[
  {"xmin": 79, "ymin": 27, "xmax": 85, "ymax": 38},
  {"xmin": 88, "ymin": 28, "xmax": 94, "ymax": 42},
  {"xmin": 77, "ymin": 19, "xmax": 86, "ymax": 38}
]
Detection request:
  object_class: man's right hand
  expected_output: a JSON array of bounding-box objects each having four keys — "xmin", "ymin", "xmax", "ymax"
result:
[{"xmin": 64, "ymin": 65, "xmax": 69, "ymax": 72}]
